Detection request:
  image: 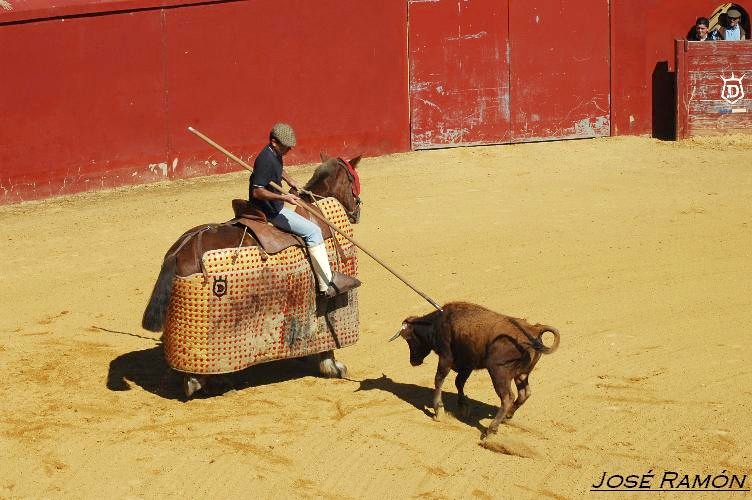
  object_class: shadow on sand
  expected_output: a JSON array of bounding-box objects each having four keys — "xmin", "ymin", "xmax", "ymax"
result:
[
  {"xmin": 106, "ymin": 345, "xmax": 323, "ymax": 401},
  {"xmin": 355, "ymin": 373, "xmax": 499, "ymax": 435}
]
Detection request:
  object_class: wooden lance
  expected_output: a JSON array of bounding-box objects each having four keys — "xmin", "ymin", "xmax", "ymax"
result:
[{"xmin": 187, "ymin": 126, "xmax": 443, "ymax": 311}]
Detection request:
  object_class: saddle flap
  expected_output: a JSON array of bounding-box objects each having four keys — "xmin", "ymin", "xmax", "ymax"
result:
[
  {"xmin": 229, "ymin": 199, "xmax": 336, "ymax": 254},
  {"xmin": 234, "ymin": 218, "xmax": 302, "ymax": 254},
  {"xmin": 232, "ymin": 199, "xmax": 267, "ymax": 222}
]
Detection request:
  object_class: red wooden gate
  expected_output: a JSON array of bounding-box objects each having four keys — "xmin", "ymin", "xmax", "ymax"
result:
[
  {"xmin": 509, "ymin": 0, "xmax": 611, "ymax": 142},
  {"xmin": 408, "ymin": 0, "xmax": 510, "ymax": 148},
  {"xmin": 408, "ymin": 0, "xmax": 611, "ymax": 149},
  {"xmin": 676, "ymin": 39, "xmax": 752, "ymax": 139}
]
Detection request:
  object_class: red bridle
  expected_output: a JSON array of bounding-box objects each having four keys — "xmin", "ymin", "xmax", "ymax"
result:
[{"xmin": 339, "ymin": 157, "xmax": 361, "ymax": 197}]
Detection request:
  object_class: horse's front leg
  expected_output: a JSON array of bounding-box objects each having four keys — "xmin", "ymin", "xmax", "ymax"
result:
[
  {"xmin": 183, "ymin": 374, "xmax": 207, "ymax": 398},
  {"xmin": 317, "ymin": 350, "xmax": 348, "ymax": 378}
]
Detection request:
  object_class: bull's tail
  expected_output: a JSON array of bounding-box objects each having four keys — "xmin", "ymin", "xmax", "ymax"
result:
[
  {"xmin": 536, "ymin": 326, "xmax": 560, "ymax": 354},
  {"xmin": 141, "ymin": 255, "xmax": 177, "ymax": 332}
]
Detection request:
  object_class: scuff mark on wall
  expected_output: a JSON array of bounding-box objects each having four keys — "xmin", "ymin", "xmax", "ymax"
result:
[
  {"xmin": 572, "ymin": 115, "xmax": 610, "ymax": 137},
  {"xmin": 500, "ymin": 92, "xmax": 510, "ymax": 121},
  {"xmin": 432, "ymin": 126, "xmax": 469, "ymax": 145},
  {"xmin": 172, "ymin": 157, "xmax": 179, "ymax": 172},
  {"xmin": 149, "ymin": 162, "xmax": 168, "ymax": 176},
  {"xmin": 447, "ymin": 31, "xmax": 487, "ymax": 41},
  {"xmin": 415, "ymin": 96, "xmax": 441, "ymax": 111},
  {"xmin": 410, "ymin": 82, "xmax": 431, "ymax": 92}
]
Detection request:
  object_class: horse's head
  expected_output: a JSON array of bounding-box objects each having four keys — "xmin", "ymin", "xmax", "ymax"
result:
[{"xmin": 303, "ymin": 154, "xmax": 362, "ymax": 223}]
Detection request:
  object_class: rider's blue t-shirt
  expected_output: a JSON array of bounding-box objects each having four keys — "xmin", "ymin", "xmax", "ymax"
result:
[{"xmin": 249, "ymin": 145, "xmax": 284, "ymax": 217}]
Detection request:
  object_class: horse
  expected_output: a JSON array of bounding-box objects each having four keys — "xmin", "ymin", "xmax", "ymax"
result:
[{"xmin": 141, "ymin": 154, "xmax": 362, "ymax": 397}]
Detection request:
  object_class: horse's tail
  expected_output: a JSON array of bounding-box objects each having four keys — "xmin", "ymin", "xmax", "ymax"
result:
[{"xmin": 142, "ymin": 254, "xmax": 177, "ymax": 332}]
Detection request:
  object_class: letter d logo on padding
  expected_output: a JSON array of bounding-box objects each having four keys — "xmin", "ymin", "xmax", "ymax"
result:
[
  {"xmin": 213, "ymin": 276, "xmax": 228, "ymax": 298},
  {"xmin": 721, "ymin": 73, "xmax": 746, "ymax": 104}
]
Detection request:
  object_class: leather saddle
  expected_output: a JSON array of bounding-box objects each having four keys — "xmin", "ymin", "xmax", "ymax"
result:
[{"xmin": 230, "ymin": 199, "xmax": 333, "ymax": 255}]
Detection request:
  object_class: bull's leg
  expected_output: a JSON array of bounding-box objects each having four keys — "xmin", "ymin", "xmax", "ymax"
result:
[
  {"xmin": 433, "ymin": 358, "xmax": 452, "ymax": 421},
  {"xmin": 484, "ymin": 365, "xmax": 514, "ymax": 438},
  {"xmin": 455, "ymin": 368, "xmax": 473, "ymax": 418},
  {"xmin": 506, "ymin": 373, "xmax": 530, "ymax": 419},
  {"xmin": 317, "ymin": 350, "xmax": 348, "ymax": 378}
]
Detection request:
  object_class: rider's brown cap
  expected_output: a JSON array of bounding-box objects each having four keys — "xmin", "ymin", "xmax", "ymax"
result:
[{"xmin": 271, "ymin": 123, "xmax": 297, "ymax": 148}]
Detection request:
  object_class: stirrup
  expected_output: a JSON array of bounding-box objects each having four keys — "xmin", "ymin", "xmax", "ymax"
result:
[{"xmin": 321, "ymin": 271, "xmax": 361, "ymax": 298}]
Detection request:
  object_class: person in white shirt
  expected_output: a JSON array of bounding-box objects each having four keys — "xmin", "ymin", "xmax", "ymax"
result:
[{"xmin": 716, "ymin": 9, "xmax": 747, "ymax": 40}]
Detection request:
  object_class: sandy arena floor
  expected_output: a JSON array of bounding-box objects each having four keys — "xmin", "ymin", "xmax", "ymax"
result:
[{"xmin": 1, "ymin": 135, "xmax": 751, "ymax": 499}]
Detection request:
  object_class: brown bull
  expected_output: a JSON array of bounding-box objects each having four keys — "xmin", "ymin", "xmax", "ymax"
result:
[{"xmin": 392, "ymin": 301, "xmax": 560, "ymax": 437}]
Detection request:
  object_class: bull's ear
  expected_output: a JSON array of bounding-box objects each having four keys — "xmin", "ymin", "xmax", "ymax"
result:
[
  {"xmin": 348, "ymin": 154, "xmax": 362, "ymax": 168},
  {"xmin": 320, "ymin": 151, "xmax": 330, "ymax": 162}
]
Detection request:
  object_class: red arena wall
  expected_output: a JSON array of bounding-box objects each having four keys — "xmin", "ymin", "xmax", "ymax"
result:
[
  {"xmin": 0, "ymin": 0, "xmax": 409, "ymax": 203},
  {"xmin": 0, "ymin": 0, "xmax": 749, "ymax": 203}
]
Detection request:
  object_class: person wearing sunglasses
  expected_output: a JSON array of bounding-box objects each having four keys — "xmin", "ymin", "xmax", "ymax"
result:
[{"xmin": 716, "ymin": 9, "xmax": 747, "ymax": 40}]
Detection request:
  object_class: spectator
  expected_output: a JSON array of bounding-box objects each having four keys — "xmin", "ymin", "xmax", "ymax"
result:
[
  {"xmin": 715, "ymin": 9, "xmax": 747, "ymax": 40},
  {"xmin": 689, "ymin": 17, "xmax": 716, "ymax": 41}
]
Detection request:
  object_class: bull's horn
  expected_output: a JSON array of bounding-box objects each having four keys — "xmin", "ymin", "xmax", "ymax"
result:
[{"xmin": 389, "ymin": 324, "xmax": 407, "ymax": 342}]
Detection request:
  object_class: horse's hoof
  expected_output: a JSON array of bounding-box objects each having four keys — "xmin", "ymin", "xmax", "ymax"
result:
[
  {"xmin": 318, "ymin": 358, "xmax": 348, "ymax": 378},
  {"xmin": 183, "ymin": 376, "xmax": 203, "ymax": 398},
  {"xmin": 333, "ymin": 360, "xmax": 348, "ymax": 379}
]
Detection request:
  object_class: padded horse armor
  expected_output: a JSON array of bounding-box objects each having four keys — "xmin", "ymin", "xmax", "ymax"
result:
[{"xmin": 162, "ymin": 198, "xmax": 359, "ymax": 375}]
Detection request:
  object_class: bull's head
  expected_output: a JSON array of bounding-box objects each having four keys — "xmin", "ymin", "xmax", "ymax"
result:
[{"xmin": 390, "ymin": 317, "xmax": 433, "ymax": 366}]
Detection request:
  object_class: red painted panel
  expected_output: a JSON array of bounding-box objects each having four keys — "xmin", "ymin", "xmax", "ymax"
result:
[
  {"xmin": 0, "ymin": 0, "xmax": 219, "ymax": 24},
  {"xmin": 0, "ymin": 12, "xmax": 167, "ymax": 202},
  {"xmin": 408, "ymin": 0, "xmax": 510, "ymax": 149},
  {"xmin": 509, "ymin": 0, "xmax": 610, "ymax": 141},
  {"xmin": 164, "ymin": 0, "xmax": 409, "ymax": 176},
  {"xmin": 676, "ymin": 40, "xmax": 752, "ymax": 138}
]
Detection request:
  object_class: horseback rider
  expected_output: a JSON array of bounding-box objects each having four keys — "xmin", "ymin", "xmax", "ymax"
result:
[{"xmin": 249, "ymin": 122, "xmax": 361, "ymax": 298}]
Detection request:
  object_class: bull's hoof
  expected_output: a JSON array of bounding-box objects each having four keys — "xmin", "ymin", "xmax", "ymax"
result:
[
  {"xmin": 433, "ymin": 405, "xmax": 444, "ymax": 421},
  {"xmin": 458, "ymin": 403, "xmax": 471, "ymax": 419},
  {"xmin": 482, "ymin": 425, "xmax": 500, "ymax": 440},
  {"xmin": 183, "ymin": 376, "xmax": 204, "ymax": 398}
]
